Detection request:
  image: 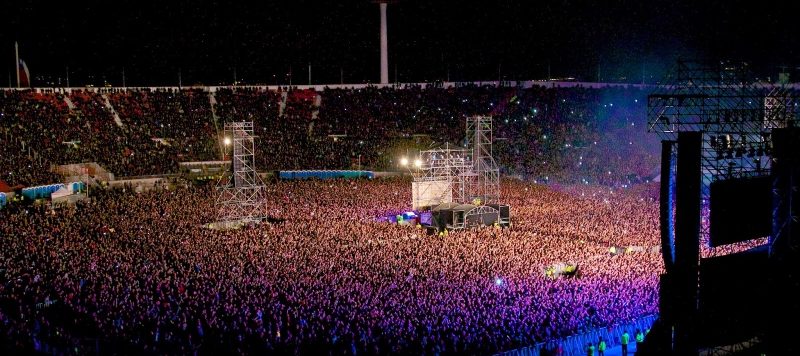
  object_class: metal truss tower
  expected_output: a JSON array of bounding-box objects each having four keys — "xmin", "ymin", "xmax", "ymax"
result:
[
  {"xmin": 466, "ymin": 115, "xmax": 500, "ymax": 205},
  {"xmin": 216, "ymin": 121, "xmax": 267, "ymax": 223}
]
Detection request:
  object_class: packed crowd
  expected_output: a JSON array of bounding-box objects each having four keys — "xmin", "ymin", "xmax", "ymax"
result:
[
  {"xmin": 0, "ymin": 178, "xmax": 662, "ymax": 354},
  {"xmin": 0, "ymin": 84, "xmax": 657, "ymax": 187},
  {"xmin": 0, "ymin": 88, "xmax": 216, "ymax": 183},
  {"xmin": 0, "ymin": 90, "xmax": 69, "ymax": 186}
]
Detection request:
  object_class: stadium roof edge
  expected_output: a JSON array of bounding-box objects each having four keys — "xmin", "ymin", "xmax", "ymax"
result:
[{"xmin": 2, "ymin": 80, "xmax": 668, "ymax": 93}]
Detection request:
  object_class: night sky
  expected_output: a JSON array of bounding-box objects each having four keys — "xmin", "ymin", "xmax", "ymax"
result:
[{"xmin": 2, "ymin": 0, "xmax": 798, "ymax": 87}]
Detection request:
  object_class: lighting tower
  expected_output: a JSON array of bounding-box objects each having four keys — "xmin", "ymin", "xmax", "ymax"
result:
[{"xmin": 216, "ymin": 121, "xmax": 267, "ymax": 223}]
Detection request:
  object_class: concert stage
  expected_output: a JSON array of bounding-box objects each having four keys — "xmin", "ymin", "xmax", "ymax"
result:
[
  {"xmin": 424, "ymin": 202, "xmax": 510, "ymax": 230},
  {"xmin": 405, "ymin": 116, "xmax": 512, "ymax": 231}
]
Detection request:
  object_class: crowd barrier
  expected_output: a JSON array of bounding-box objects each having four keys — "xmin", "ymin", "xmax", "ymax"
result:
[
  {"xmin": 279, "ymin": 170, "xmax": 374, "ymax": 180},
  {"xmin": 495, "ymin": 314, "xmax": 658, "ymax": 356}
]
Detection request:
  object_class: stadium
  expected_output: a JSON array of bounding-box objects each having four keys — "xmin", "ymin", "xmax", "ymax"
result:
[{"xmin": 1, "ymin": 1, "xmax": 799, "ymax": 355}]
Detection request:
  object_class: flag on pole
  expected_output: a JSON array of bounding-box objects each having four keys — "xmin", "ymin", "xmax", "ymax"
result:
[{"xmin": 18, "ymin": 60, "xmax": 30, "ymax": 87}]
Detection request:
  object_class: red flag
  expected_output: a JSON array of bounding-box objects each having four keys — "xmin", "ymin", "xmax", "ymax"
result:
[{"xmin": 18, "ymin": 60, "xmax": 30, "ymax": 87}]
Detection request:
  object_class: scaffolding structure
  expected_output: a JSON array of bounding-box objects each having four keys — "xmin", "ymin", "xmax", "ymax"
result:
[
  {"xmin": 215, "ymin": 122, "xmax": 267, "ymax": 224},
  {"xmin": 648, "ymin": 61, "xmax": 800, "ymax": 356},
  {"xmin": 648, "ymin": 61, "xmax": 772, "ymax": 180},
  {"xmin": 466, "ymin": 115, "xmax": 501, "ymax": 205},
  {"xmin": 412, "ymin": 144, "xmax": 471, "ymax": 210},
  {"xmin": 411, "ymin": 115, "xmax": 509, "ymax": 229},
  {"xmin": 764, "ymin": 86, "xmax": 799, "ymax": 130},
  {"xmin": 647, "ymin": 61, "xmax": 800, "ymax": 244}
]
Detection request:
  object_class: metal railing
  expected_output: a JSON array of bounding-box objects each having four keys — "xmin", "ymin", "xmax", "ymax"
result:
[{"xmin": 495, "ymin": 314, "xmax": 658, "ymax": 356}]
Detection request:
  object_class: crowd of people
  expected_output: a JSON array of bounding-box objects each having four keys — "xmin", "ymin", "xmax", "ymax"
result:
[
  {"xmin": 0, "ymin": 90, "xmax": 69, "ymax": 186},
  {"xmin": 0, "ymin": 178, "xmax": 663, "ymax": 354},
  {"xmin": 0, "ymin": 83, "xmax": 665, "ymax": 353},
  {"xmin": 0, "ymin": 84, "xmax": 658, "ymax": 188}
]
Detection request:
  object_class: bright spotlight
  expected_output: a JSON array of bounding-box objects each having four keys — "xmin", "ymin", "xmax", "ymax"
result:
[
  {"xmin": 223, "ymin": 137, "xmax": 232, "ymax": 146},
  {"xmin": 494, "ymin": 277, "xmax": 503, "ymax": 286},
  {"xmin": 414, "ymin": 159, "xmax": 422, "ymax": 168},
  {"xmin": 400, "ymin": 157, "xmax": 409, "ymax": 166}
]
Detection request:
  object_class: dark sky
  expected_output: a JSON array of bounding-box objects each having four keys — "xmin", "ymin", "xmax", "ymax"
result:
[{"xmin": 2, "ymin": 0, "xmax": 798, "ymax": 87}]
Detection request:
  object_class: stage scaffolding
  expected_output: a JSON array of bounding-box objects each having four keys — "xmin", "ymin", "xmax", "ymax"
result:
[
  {"xmin": 647, "ymin": 61, "xmax": 800, "ymax": 244},
  {"xmin": 412, "ymin": 144, "xmax": 471, "ymax": 210},
  {"xmin": 215, "ymin": 122, "xmax": 267, "ymax": 224},
  {"xmin": 411, "ymin": 115, "xmax": 509, "ymax": 229},
  {"xmin": 648, "ymin": 61, "xmax": 800, "ymax": 356}
]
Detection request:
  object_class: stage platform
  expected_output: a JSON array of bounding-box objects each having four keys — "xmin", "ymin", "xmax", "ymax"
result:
[{"xmin": 421, "ymin": 203, "xmax": 511, "ymax": 231}]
